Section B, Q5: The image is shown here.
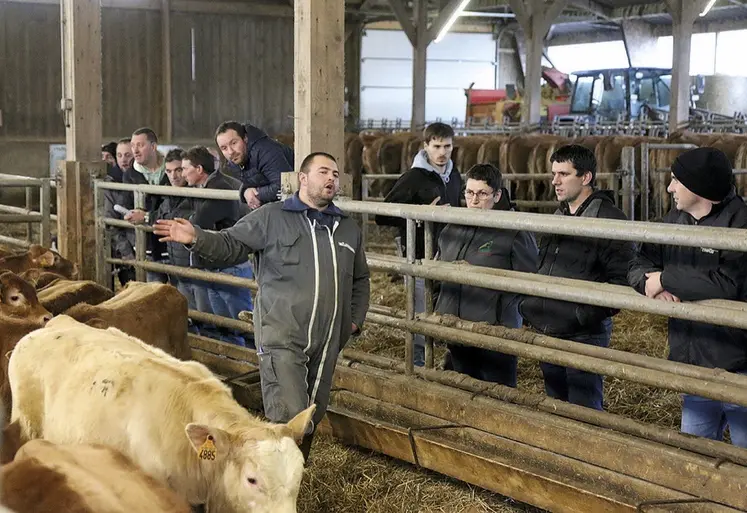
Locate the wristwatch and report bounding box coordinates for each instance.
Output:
[143,212,151,224]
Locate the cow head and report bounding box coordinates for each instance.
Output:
[26,245,79,279]
[0,272,52,324]
[185,405,315,513]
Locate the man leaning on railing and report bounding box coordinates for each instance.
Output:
[629,147,747,448]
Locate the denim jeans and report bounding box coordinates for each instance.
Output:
[540,318,613,410]
[146,256,169,284]
[206,262,255,348]
[174,275,213,336]
[681,382,747,448]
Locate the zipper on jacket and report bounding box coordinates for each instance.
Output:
[304,217,321,360]
[310,220,341,406]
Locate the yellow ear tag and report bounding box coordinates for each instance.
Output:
[198,436,216,461]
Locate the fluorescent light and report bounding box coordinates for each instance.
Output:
[434,0,471,43]
[700,0,717,17]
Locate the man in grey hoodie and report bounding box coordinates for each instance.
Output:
[153,152,370,460]
[375,122,462,366]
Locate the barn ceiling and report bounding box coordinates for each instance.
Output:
[340,0,747,40]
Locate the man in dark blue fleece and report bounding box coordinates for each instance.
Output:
[214,121,294,210]
[153,152,370,461]
[519,144,634,411]
[629,147,747,447]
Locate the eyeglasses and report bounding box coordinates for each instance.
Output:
[464,190,494,200]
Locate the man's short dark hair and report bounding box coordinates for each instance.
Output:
[466,163,502,191]
[165,148,186,164]
[132,127,158,144]
[215,121,247,141]
[102,142,117,156]
[184,146,215,175]
[423,122,454,144]
[117,137,131,145]
[300,152,337,174]
[550,144,596,185]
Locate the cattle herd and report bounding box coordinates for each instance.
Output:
[323,130,747,212]
[0,244,314,513]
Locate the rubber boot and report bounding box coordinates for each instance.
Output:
[299,432,315,465]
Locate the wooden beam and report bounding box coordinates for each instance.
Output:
[292,0,348,196]
[61,0,102,162]
[0,0,293,16]
[335,364,747,511]
[161,0,173,142]
[322,393,741,513]
[427,0,466,44]
[411,0,427,131]
[385,0,416,47]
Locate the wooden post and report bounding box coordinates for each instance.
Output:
[507,0,568,126]
[162,0,173,142]
[292,0,347,197]
[59,0,104,280]
[665,0,698,133]
[411,0,428,131]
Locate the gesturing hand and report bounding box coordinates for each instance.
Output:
[153,218,196,244]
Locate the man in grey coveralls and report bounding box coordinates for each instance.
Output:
[154,152,371,459]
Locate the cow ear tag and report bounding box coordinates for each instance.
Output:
[199,435,217,461]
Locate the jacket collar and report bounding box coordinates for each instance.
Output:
[281,192,346,217]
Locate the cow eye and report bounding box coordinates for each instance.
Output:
[9,295,19,302]
[247,477,257,486]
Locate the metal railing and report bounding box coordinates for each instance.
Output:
[0,174,53,249]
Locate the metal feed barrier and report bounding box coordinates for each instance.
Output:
[0,173,53,249]
[91,181,747,512]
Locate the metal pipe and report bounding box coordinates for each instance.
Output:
[334,200,747,253]
[0,236,31,248]
[107,258,258,290]
[40,178,51,248]
[340,349,747,467]
[25,187,33,242]
[423,220,434,369]
[96,182,747,254]
[133,192,147,282]
[366,312,747,408]
[405,219,416,375]
[0,175,44,186]
[361,177,369,246]
[641,141,650,221]
[188,309,254,334]
[620,146,636,221]
[367,255,747,330]
[371,304,747,389]
[94,184,109,287]
[0,214,43,223]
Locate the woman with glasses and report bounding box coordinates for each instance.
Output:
[435,164,539,386]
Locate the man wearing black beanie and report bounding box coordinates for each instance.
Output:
[629,147,747,448]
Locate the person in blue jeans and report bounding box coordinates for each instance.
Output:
[629,147,747,447]
[179,145,253,347]
[519,145,634,410]
[206,260,255,347]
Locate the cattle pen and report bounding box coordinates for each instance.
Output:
[75,176,747,513]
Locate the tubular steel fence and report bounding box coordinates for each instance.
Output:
[0,173,53,249]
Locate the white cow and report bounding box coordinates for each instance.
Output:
[8,315,315,513]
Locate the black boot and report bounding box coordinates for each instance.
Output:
[299,432,315,464]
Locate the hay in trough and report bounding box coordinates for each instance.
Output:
[299,433,543,513]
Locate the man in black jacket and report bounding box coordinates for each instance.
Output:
[375,122,462,367]
[436,164,538,385]
[215,121,294,210]
[628,147,747,447]
[520,144,634,410]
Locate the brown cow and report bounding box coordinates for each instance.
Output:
[17,269,66,290]
[0,272,51,325]
[1,440,191,513]
[63,281,190,360]
[36,279,113,316]
[0,245,78,279]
